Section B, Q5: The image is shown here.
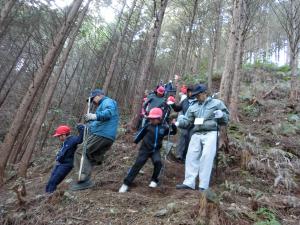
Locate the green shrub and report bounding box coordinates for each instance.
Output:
[254,208,281,225]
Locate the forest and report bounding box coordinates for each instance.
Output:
[0,0,299,224]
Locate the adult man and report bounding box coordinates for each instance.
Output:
[170,85,196,162]
[71,89,119,190]
[175,84,229,193]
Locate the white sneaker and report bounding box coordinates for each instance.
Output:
[149,181,158,188]
[119,184,129,193]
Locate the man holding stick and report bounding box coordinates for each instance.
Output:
[71,89,119,191]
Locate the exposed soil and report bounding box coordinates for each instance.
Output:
[1,74,300,225]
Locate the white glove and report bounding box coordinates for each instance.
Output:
[175,121,180,127]
[213,110,223,119]
[84,113,97,122]
[167,101,175,105]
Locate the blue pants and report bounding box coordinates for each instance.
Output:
[46,163,72,193]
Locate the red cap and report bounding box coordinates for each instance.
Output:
[180,85,187,94]
[53,125,71,137]
[167,96,176,104]
[156,86,165,95]
[148,108,163,119]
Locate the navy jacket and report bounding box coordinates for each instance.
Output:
[56,125,84,166]
[89,96,119,141]
[171,97,197,115]
[134,123,177,152]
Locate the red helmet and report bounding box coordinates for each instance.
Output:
[156,86,165,95]
[53,125,71,137]
[167,96,176,104]
[148,108,163,119]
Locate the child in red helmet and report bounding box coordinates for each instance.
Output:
[119,108,177,193]
[46,124,84,193]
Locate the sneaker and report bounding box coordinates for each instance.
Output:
[119,184,129,193]
[176,184,193,190]
[149,181,158,188]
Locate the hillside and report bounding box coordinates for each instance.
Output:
[1,67,299,225]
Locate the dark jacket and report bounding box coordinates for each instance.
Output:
[171,97,197,115]
[56,125,84,166]
[134,123,177,152]
[143,94,166,113]
[89,96,119,141]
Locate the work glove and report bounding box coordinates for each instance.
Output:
[175,121,180,127]
[213,110,223,119]
[84,113,97,122]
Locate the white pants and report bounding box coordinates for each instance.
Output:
[183,131,217,189]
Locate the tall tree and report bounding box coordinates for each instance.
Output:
[229,0,262,122]
[271,0,300,101]
[17,2,90,177]
[129,0,169,130]
[180,0,199,76]
[0,0,84,186]
[102,0,138,94]
[207,0,223,92]
[0,0,17,39]
[219,0,243,105]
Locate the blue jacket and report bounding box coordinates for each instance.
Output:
[89,96,119,141]
[134,123,177,152]
[56,125,84,166]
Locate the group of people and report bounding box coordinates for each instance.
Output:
[46,82,229,200]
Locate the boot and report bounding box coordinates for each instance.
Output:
[176,184,193,190]
[70,179,94,191]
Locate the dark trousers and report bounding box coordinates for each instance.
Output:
[46,163,72,193]
[176,128,193,161]
[75,135,113,181]
[124,145,162,186]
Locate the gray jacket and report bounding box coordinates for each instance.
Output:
[177,97,229,132]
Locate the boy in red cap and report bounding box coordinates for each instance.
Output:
[119,108,177,193]
[46,124,84,193]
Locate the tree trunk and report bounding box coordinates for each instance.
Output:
[219,0,242,105]
[290,50,299,100]
[289,0,299,101]
[115,2,143,100]
[92,0,126,91]
[17,3,89,177]
[102,0,138,94]
[0,0,84,186]
[207,0,222,92]
[229,30,246,122]
[180,0,198,76]
[129,0,169,130]
[0,0,17,38]
[0,36,30,108]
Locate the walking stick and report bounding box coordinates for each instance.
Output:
[215,125,219,177]
[78,97,91,181]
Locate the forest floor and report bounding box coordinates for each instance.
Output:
[1,71,300,225]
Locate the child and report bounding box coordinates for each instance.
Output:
[46,124,84,193]
[119,107,177,193]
